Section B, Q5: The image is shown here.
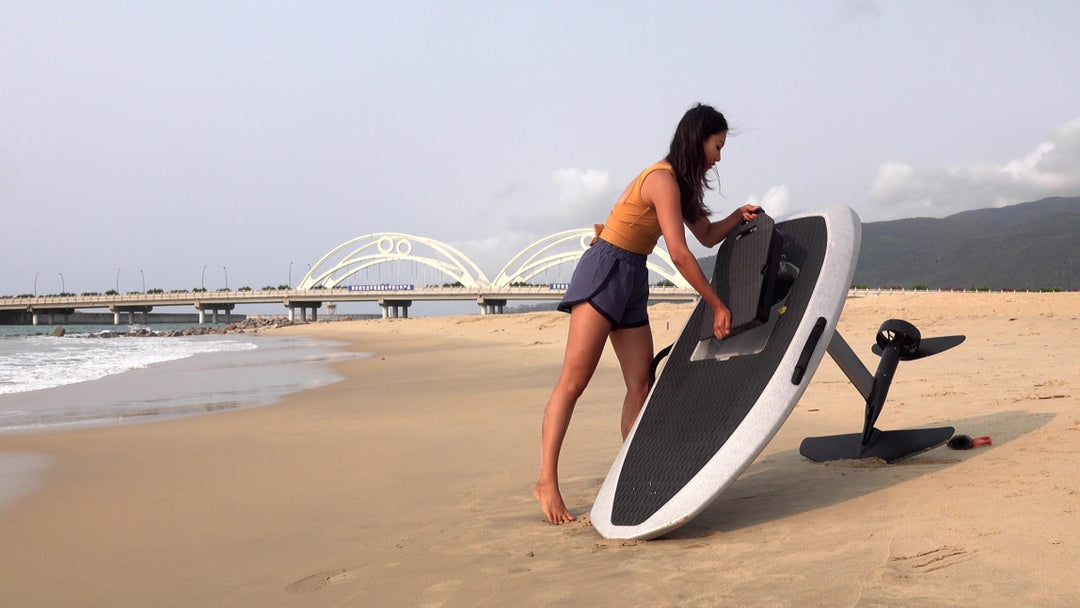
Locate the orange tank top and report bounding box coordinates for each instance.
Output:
[596,160,672,255]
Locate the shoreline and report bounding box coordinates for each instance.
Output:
[0,292,1077,605]
[0,332,360,436]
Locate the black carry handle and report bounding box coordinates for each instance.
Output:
[792,317,827,385]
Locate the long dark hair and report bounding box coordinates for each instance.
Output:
[665,103,728,223]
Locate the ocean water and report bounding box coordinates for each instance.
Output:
[0,323,366,435]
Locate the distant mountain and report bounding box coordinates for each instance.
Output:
[853,197,1079,290]
[699,197,1080,291]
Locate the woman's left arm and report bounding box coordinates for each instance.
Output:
[687,204,762,248]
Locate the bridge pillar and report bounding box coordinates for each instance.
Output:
[110,305,153,325]
[28,308,76,326]
[284,301,321,324]
[378,299,412,319]
[476,298,507,315]
[194,303,235,325]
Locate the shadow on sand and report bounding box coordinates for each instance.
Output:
[661,410,1054,540]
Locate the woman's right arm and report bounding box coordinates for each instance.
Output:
[686,205,762,248]
[644,171,732,339]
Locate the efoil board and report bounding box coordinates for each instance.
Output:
[591,205,861,540]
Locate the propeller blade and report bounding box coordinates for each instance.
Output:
[872,334,966,359]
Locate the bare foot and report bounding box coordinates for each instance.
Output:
[533,480,575,524]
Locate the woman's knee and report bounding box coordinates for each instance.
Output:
[626,381,649,406]
[554,372,591,401]
[622,367,650,397]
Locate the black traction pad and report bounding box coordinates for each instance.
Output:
[611,216,827,527]
[700,214,786,340]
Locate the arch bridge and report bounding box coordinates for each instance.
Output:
[298,230,693,316]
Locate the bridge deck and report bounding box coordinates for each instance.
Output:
[0,287,697,312]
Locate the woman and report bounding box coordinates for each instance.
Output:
[534,103,761,524]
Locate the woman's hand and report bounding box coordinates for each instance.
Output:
[737,204,762,222]
[712,301,732,340]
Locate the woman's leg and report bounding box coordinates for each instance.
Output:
[535,302,611,524]
[608,324,654,439]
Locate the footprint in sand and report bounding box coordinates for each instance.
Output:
[286,567,361,594]
[887,545,971,574]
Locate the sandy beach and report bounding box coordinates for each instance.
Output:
[0,291,1077,606]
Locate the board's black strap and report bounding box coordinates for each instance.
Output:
[648,344,673,389]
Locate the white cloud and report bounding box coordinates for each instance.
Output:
[451,168,617,280]
[744,185,791,218]
[867,116,1080,219]
[551,167,614,221]
[868,161,915,201]
[505,167,616,235]
[477,168,614,281]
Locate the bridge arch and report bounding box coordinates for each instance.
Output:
[493,229,691,288]
[297,233,491,290]
[299,230,691,292]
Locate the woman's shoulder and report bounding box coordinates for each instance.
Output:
[637,160,678,205]
[639,160,675,185]
[644,159,673,174]
[636,159,674,184]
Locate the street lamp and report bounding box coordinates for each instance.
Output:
[140,269,145,292]
[201,265,207,291]
[223,265,229,290]
[116,267,121,294]
[59,272,65,294]
[34,271,39,296]
[289,261,293,287]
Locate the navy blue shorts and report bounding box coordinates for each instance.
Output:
[558,239,650,330]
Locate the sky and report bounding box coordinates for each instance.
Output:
[3,0,1080,300]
